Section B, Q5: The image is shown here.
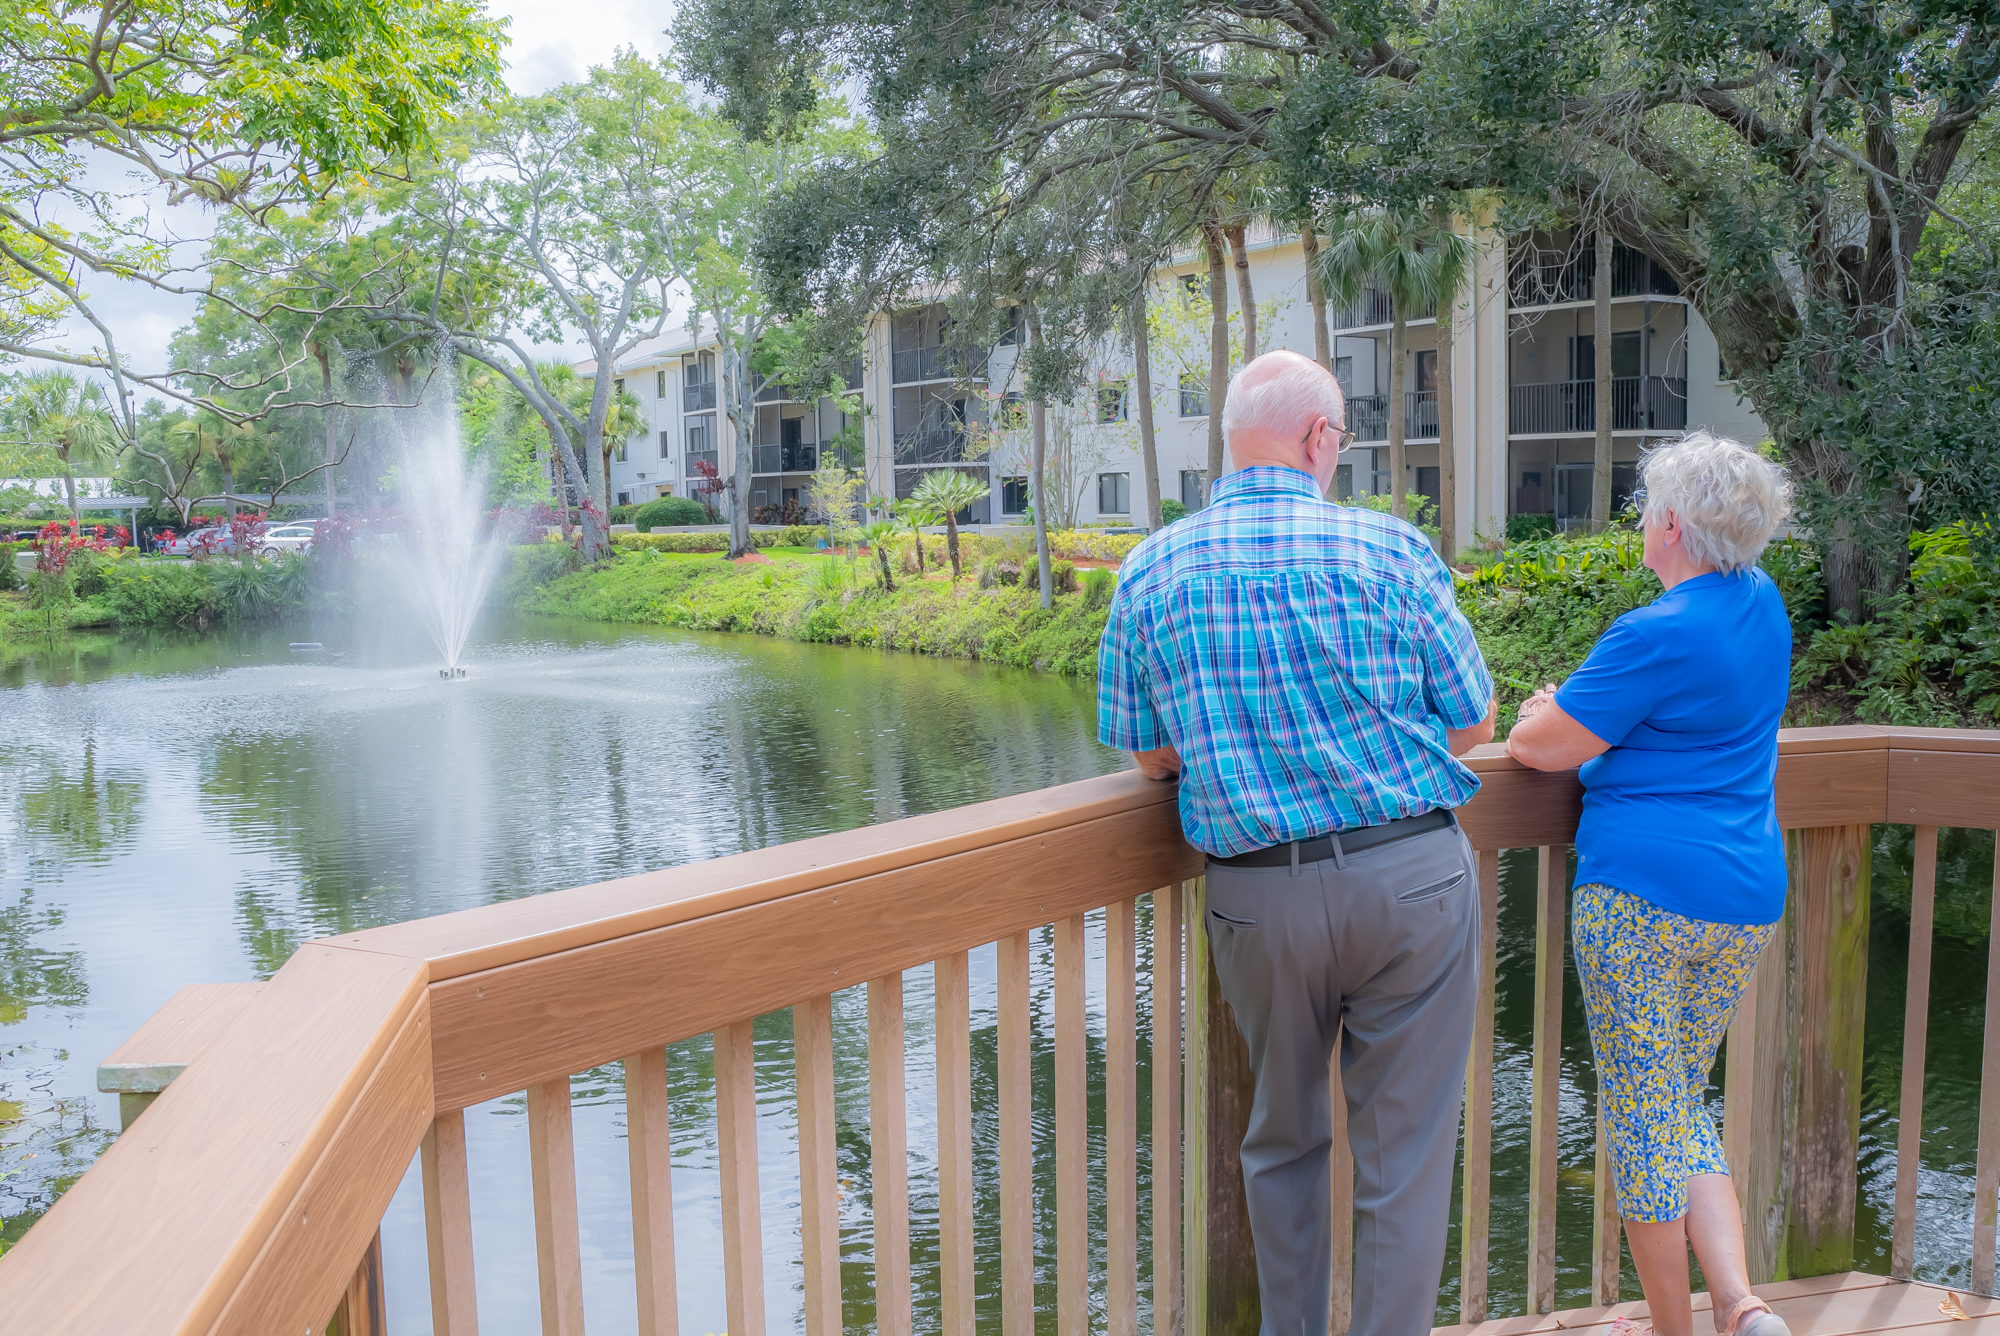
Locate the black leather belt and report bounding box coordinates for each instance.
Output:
[1209,809,1455,868]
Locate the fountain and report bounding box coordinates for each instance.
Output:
[386,360,505,676]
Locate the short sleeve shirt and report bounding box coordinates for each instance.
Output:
[1555,568,1792,925]
[1096,466,1493,857]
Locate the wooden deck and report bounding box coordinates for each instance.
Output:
[1441,1273,1996,1336]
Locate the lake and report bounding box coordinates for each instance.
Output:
[0,617,1987,1330]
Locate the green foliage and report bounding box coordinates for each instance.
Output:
[1159,499,1188,525]
[612,526,821,553]
[1506,514,1557,543]
[1081,567,1116,608]
[634,497,712,531]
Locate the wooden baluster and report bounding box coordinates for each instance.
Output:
[1592,1105,1621,1305]
[1527,845,1567,1315]
[1330,1023,1352,1336]
[1893,825,1939,1280]
[998,929,1035,1336]
[871,974,912,1336]
[1724,907,1788,1285]
[423,1110,481,1336]
[1460,848,1500,1325]
[1056,914,1090,1336]
[714,1019,767,1336]
[528,1078,587,1336]
[1107,900,1139,1336]
[935,955,975,1336]
[328,1229,386,1336]
[1974,836,2000,1298]
[627,1048,678,1336]
[795,996,841,1336]
[1183,880,1209,1336]
[1153,886,1185,1336]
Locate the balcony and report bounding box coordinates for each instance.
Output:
[1330,288,1397,328]
[683,448,718,477]
[683,381,717,412]
[894,428,980,466]
[1509,375,1688,434]
[1346,390,1439,442]
[1508,239,1682,307]
[890,344,990,385]
[752,443,819,474]
[8,728,1999,1335]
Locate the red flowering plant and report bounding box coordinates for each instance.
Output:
[25,520,127,629]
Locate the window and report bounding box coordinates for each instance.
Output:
[998,305,1023,346]
[995,391,1027,432]
[1098,472,1130,515]
[660,430,671,459]
[613,437,628,463]
[1097,382,1128,424]
[688,419,711,453]
[656,369,668,398]
[616,490,631,505]
[1181,272,1208,300]
[1179,372,1209,418]
[1334,355,1354,395]
[1001,476,1030,514]
[614,378,624,394]
[1180,469,1206,510]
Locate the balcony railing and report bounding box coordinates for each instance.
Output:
[683,448,718,477]
[894,428,979,466]
[1509,375,1688,434]
[1329,288,1396,329]
[890,344,990,385]
[752,443,819,474]
[6,727,1999,1333]
[1508,239,1683,307]
[683,381,717,412]
[1345,390,1439,442]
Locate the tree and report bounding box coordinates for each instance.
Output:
[893,496,934,573]
[912,470,989,580]
[1272,0,2000,615]
[1129,289,1163,529]
[0,0,502,440]
[1314,211,1470,535]
[863,518,898,590]
[4,372,119,521]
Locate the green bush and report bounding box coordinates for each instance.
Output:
[616,531,730,553]
[1506,513,1557,542]
[1082,567,1117,607]
[1160,499,1188,525]
[635,496,712,530]
[0,553,19,593]
[609,504,641,524]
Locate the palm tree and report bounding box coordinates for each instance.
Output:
[862,518,898,590]
[8,371,120,521]
[911,469,989,580]
[893,495,935,573]
[1314,211,1472,536]
[169,416,257,520]
[598,384,647,515]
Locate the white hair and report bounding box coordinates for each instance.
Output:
[1220,354,1347,452]
[1639,431,1792,572]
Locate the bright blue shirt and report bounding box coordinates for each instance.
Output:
[1556,568,1792,925]
[1096,466,1494,857]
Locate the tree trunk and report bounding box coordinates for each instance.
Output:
[719,323,755,559]
[1301,223,1331,371]
[60,452,78,523]
[945,514,962,579]
[1131,287,1163,529]
[1436,260,1458,559]
[1593,228,1614,533]
[1389,310,1407,521]
[315,343,338,516]
[1226,223,1256,362]
[1204,221,1230,501]
[551,430,575,544]
[221,459,238,521]
[1028,302,1052,609]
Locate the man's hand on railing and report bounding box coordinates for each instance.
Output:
[1448,697,1499,757]
[1133,744,1182,781]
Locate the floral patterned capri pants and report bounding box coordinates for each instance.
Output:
[1572,880,1777,1223]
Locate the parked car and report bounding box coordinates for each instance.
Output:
[158,525,235,557]
[257,522,317,556]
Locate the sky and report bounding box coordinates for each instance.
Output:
[48,0,677,397]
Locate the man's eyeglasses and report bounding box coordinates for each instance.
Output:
[1302,419,1360,451]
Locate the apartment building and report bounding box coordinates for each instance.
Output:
[588,227,1766,541]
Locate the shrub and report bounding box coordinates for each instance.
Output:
[1160,499,1188,525]
[1506,513,1557,542]
[0,552,20,593]
[635,496,711,531]
[1025,557,1079,594]
[1082,567,1117,607]
[608,504,640,525]
[616,531,730,553]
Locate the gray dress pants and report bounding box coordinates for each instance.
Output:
[1203,818,1480,1336]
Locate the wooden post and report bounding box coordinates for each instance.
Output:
[1187,878,1260,1336]
[326,1230,386,1336]
[1724,910,1791,1286]
[1784,825,1871,1278]
[1527,846,1568,1314]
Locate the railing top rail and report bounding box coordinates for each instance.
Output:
[329,769,1185,981]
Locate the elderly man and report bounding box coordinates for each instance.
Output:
[1098,350,1495,1336]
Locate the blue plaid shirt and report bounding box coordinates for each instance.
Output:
[1097,466,1493,857]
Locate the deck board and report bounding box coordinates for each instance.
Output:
[1451,1274,1996,1336]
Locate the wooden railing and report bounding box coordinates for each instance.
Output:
[2,725,1997,1335]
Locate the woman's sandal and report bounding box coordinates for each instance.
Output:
[1725,1295,1793,1336]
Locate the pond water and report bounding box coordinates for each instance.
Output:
[0,618,1988,1332]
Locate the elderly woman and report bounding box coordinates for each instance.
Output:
[1508,432,1793,1336]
